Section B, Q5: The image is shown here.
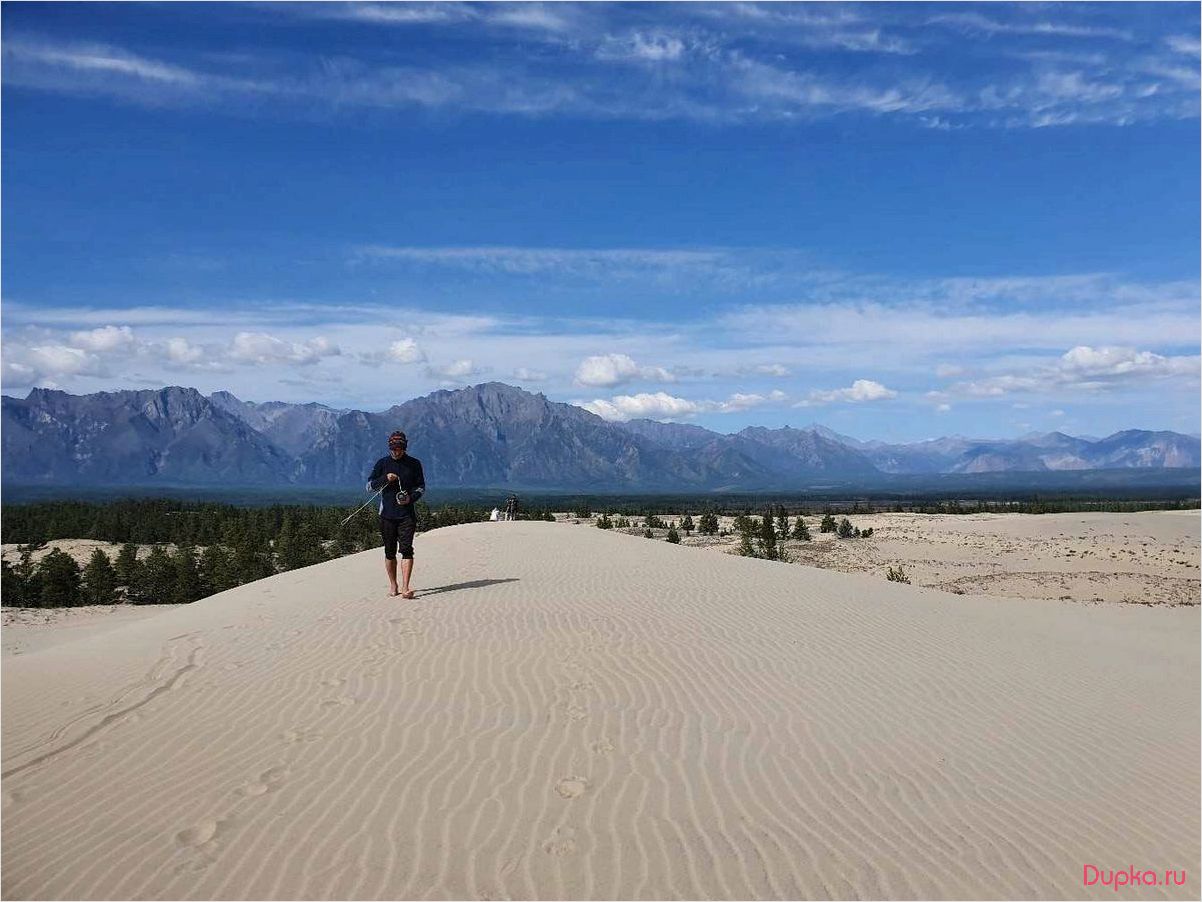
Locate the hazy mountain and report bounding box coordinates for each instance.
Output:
[296,382,781,490]
[209,391,343,457]
[3,383,1198,490]
[2,387,294,485]
[736,426,881,478]
[1088,430,1200,468]
[615,418,717,451]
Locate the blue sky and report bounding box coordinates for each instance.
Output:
[2,1,1199,442]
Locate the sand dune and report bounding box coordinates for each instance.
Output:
[3,521,1198,900]
[566,510,1201,606]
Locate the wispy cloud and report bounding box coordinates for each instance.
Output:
[5,2,1196,130]
[929,12,1134,41]
[355,244,729,275]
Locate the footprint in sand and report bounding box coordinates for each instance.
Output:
[319,697,357,709]
[236,766,290,798]
[590,738,614,755]
[565,705,588,722]
[554,776,588,799]
[319,678,346,688]
[542,826,577,856]
[176,818,220,847]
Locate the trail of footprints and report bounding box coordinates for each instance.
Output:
[540,658,617,860]
[171,615,417,872]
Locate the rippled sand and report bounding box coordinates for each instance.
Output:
[3,521,1198,899]
[571,510,1201,606]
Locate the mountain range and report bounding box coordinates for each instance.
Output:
[2,383,1199,491]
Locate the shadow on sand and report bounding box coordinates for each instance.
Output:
[415,578,520,598]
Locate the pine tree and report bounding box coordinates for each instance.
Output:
[295,520,328,568]
[758,508,779,560]
[596,514,613,529]
[39,549,82,608]
[820,513,837,533]
[643,528,654,538]
[171,544,202,604]
[234,528,273,584]
[776,508,789,537]
[82,548,119,606]
[115,542,141,587]
[666,525,681,544]
[736,533,758,557]
[133,546,175,605]
[334,521,358,555]
[2,560,27,607]
[16,547,43,607]
[837,517,854,538]
[791,517,811,541]
[275,515,301,572]
[680,515,695,535]
[200,545,239,596]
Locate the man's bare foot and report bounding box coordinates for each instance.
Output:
[389,586,400,597]
[401,589,416,599]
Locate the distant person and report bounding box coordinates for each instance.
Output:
[490,507,500,522]
[505,494,518,521]
[366,431,426,598]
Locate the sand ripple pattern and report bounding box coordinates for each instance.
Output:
[3,522,1198,899]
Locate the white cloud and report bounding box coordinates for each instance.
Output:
[162,337,204,365]
[356,244,727,275]
[1165,35,1202,56]
[929,13,1132,41]
[717,389,788,411]
[513,367,548,382]
[798,379,898,406]
[387,337,426,364]
[580,387,787,421]
[7,17,1193,131]
[1059,344,1198,378]
[68,325,136,352]
[2,361,38,388]
[425,358,481,381]
[24,344,103,378]
[229,332,340,366]
[597,31,691,63]
[951,345,1201,397]
[935,363,965,378]
[936,403,952,413]
[580,391,704,422]
[574,353,675,387]
[736,363,790,377]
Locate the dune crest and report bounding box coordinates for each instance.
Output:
[3,521,1198,899]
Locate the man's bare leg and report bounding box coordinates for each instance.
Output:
[400,558,415,598]
[385,558,399,596]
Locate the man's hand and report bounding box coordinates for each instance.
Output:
[386,472,399,483]
[395,491,411,506]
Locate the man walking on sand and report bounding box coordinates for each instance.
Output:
[367,431,426,598]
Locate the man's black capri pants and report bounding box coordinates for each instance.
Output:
[380,516,416,560]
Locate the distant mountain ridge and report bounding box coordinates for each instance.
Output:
[2,382,1199,490]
